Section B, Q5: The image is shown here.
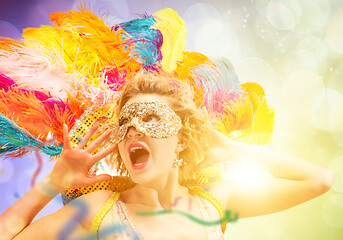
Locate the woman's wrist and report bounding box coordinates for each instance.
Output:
[39,173,66,197]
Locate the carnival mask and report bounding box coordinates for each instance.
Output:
[117,101,182,142]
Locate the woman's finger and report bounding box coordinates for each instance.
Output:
[77,123,99,149]
[92,143,118,163]
[63,124,71,150]
[86,129,112,153]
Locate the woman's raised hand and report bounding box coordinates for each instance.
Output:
[195,129,235,171]
[47,124,118,192]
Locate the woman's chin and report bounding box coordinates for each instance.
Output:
[130,173,155,185]
[128,165,153,184]
[129,167,176,185]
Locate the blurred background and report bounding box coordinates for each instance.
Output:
[1,0,343,239]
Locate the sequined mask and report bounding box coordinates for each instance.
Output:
[116,101,182,142]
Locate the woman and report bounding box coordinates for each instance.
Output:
[0,71,335,240]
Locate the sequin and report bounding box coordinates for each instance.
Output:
[116,101,182,142]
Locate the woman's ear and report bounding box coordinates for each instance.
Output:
[177,137,187,152]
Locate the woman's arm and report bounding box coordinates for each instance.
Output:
[0,174,63,239]
[11,190,114,240]
[0,124,117,239]
[202,130,335,219]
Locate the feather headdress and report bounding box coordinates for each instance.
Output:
[0,7,274,207]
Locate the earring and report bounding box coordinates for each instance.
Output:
[173,151,184,167]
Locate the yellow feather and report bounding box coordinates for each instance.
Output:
[22,8,141,86]
[23,26,77,69]
[175,52,216,107]
[153,8,187,73]
[214,82,275,145]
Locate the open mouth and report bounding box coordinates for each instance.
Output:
[129,145,150,169]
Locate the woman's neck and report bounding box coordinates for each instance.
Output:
[121,168,189,209]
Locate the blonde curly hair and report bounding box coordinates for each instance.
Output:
[103,71,211,184]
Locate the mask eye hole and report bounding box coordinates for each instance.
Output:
[143,114,160,123]
[119,118,128,126]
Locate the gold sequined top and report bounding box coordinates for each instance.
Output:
[91,186,226,240]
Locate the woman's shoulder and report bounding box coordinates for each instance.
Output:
[75,189,117,212]
[200,181,233,209]
[65,190,117,231]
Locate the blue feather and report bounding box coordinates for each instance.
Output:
[0,114,62,156]
[115,17,163,66]
[197,58,243,106]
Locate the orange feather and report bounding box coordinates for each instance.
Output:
[0,88,75,143]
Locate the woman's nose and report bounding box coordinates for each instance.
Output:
[127,126,144,138]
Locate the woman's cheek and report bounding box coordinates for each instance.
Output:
[118,143,127,161]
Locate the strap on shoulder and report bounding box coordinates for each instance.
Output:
[91,192,121,239]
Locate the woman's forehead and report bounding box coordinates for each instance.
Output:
[125,94,169,106]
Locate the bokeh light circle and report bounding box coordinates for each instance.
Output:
[331,128,343,148]
[283,36,329,73]
[0,21,21,40]
[195,19,240,60]
[15,170,33,197]
[294,0,330,33]
[235,57,278,104]
[184,2,222,23]
[264,216,287,240]
[71,0,130,21]
[328,61,343,94]
[282,70,324,106]
[0,160,14,183]
[322,194,343,228]
[328,151,343,193]
[184,3,222,52]
[284,49,319,73]
[306,88,343,131]
[266,0,302,30]
[254,13,292,44]
[272,107,316,155]
[4,181,21,208]
[326,11,343,54]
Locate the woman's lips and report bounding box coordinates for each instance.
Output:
[128,143,150,170]
[131,157,149,170]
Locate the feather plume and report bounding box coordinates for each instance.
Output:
[0,37,75,99]
[153,8,187,73]
[49,8,142,82]
[241,82,275,135]
[0,113,62,157]
[0,87,75,143]
[0,72,16,90]
[214,82,274,144]
[0,37,117,107]
[175,52,216,107]
[197,57,243,114]
[116,16,163,66]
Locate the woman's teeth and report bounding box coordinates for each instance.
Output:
[129,145,149,169]
[130,146,144,153]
